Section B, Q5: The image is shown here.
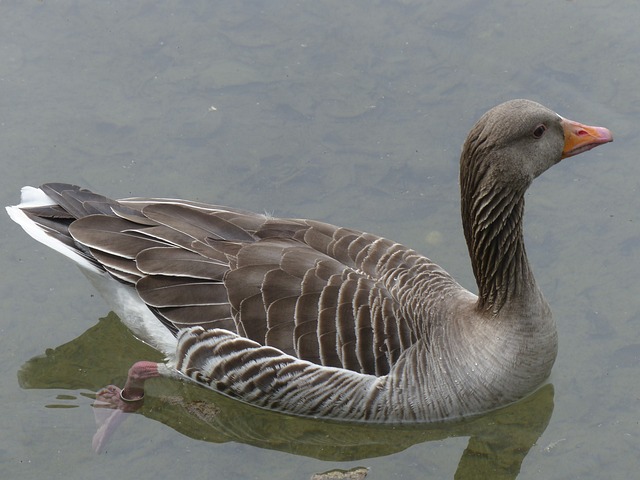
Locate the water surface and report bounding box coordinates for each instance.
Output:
[1,1,638,479]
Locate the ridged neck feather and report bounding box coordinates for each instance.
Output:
[460,136,538,315]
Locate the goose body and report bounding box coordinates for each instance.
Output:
[6,100,612,422]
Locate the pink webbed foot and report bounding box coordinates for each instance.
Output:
[91,361,161,452]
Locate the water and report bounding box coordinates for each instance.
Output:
[1,1,638,478]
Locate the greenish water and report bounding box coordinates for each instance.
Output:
[1,1,638,479]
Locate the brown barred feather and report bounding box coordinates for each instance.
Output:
[8,100,609,421]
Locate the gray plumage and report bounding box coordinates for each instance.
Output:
[6,99,612,422]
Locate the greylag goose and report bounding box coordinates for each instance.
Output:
[6,99,612,423]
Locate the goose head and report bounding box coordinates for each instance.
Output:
[461,99,613,191]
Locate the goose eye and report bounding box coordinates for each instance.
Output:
[533,124,547,139]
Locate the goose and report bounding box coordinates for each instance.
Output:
[6,99,612,423]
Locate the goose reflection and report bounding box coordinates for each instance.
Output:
[19,312,554,479]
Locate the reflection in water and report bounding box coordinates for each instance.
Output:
[19,313,554,479]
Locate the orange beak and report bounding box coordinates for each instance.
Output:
[561,117,613,159]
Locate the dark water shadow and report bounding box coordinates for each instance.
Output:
[19,312,554,479]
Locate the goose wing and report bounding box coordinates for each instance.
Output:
[38,183,418,376]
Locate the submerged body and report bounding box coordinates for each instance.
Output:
[6,100,612,422]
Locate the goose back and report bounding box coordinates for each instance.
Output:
[31,183,464,378]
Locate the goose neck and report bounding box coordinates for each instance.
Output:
[461,179,542,315]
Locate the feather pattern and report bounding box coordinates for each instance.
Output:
[5,100,613,422]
